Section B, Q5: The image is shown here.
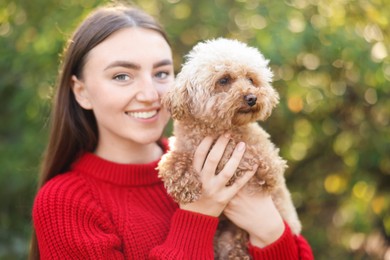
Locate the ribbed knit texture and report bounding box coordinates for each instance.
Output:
[248,222,314,259]
[32,141,313,259]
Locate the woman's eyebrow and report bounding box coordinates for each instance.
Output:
[104,61,141,71]
[153,59,173,68]
[104,59,172,71]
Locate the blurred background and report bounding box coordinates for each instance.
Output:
[0,0,389,259]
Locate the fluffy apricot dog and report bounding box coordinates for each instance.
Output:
[158,38,301,259]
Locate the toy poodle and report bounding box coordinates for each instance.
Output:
[158,38,301,259]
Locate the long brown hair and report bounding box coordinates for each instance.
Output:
[29,4,170,259]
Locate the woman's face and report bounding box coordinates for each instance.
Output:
[72,27,174,154]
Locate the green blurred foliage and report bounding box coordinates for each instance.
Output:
[1,0,389,259]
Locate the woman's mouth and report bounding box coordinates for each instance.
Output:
[126,110,158,119]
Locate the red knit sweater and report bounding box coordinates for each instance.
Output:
[33,145,314,259]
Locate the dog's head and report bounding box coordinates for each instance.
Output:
[163,38,279,128]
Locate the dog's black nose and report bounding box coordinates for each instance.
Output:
[244,94,257,107]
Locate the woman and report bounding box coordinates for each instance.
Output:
[30,3,313,259]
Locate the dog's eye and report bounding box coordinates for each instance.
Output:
[248,77,254,84]
[218,77,230,86]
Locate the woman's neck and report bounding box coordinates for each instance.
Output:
[94,140,163,164]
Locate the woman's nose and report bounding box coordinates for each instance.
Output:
[137,76,159,102]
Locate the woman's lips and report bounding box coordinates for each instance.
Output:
[125,110,158,119]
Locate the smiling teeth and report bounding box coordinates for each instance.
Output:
[127,110,158,119]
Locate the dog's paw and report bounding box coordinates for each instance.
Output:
[158,151,203,203]
[227,245,251,260]
[173,171,202,204]
[247,161,279,193]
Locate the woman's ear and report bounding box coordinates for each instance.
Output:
[71,75,93,110]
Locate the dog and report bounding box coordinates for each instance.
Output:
[158,38,301,259]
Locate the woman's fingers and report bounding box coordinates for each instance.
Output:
[193,135,255,196]
[228,165,258,193]
[224,166,257,201]
[201,134,232,179]
[216,142,246,184]
[193,136,214,173]
[186,137,257,217]
[193,134,231,175]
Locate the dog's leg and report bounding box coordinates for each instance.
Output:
[158,151,202,204]
[245,158,279,194]
[214,217,251,260]
[247,150,302,234]
[272,182,302,235]
[214,217,236,260]
[228,228,251,260]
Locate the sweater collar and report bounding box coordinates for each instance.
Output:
[71,139,168,186]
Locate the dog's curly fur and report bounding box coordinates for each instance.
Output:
[158,38,301,259]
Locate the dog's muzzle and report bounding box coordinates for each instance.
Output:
[244,94,257,107]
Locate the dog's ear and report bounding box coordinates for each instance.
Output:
[163,78,191,121]
[259,84,280,120]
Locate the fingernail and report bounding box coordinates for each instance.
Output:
[237,142,246,152]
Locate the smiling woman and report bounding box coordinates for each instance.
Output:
[29,4,179,259]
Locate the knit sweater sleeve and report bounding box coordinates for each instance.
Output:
[248,222,314,260]
[149,209,219,259]
[32,175,124,260]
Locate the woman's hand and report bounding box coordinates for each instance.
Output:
[224,190,285,248]
[180,134,256,217]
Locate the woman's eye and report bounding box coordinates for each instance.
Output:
[155,71,169,79]
[113,74,130,81]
